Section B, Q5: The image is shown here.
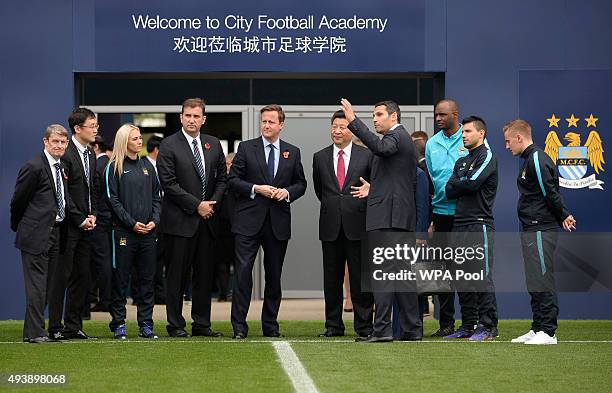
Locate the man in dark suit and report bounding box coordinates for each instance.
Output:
[340,99,422,342]
[229,104,307,339]
[11,125,71,343]
[48,108,98,340]
[89,135,112,312]
[157,98,227,338]
[312,110,374,337]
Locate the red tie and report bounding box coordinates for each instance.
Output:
[337,150,346,190]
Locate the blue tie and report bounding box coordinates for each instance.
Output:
[267,144,275,181]
[192,139,207,199]
[53,163,65,220]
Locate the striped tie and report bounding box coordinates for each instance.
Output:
[53,163,65,220]
[192,139,207,199]
[83,149,91,212]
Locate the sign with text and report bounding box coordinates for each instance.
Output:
[91,0,425,72]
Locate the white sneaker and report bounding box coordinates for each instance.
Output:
[511,330,536,343]
[524,331,557,345]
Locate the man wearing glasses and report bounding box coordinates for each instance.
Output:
[48,108,98,340]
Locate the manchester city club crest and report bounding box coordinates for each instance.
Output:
[544,113,605,190]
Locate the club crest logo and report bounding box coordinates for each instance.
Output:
[544,113,605,190]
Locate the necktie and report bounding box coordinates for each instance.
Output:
[53,163,65,220]
[83,149,91,212]
[267,144,276,181]
[192,139,207,199]
[337,150,346,190]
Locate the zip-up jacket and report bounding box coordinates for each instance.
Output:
[445,143,498,228]
[517,144,570,231]
[105,156,161,231]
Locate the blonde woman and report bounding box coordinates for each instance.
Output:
[105,124,161,339]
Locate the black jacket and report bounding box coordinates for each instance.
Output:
[10,152,71,254]
[312,143,372,241]
[63,139,98,227]
[105,156,161,231]
[157,130,227,237]
[517,144,570,231]
[347,119,417,231]
[446,143,498,228]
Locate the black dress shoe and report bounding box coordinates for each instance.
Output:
[263,332,281,338]
[167,328,190,338]
[398,336,422,341]
[318,330,344,337]
[192,328,223,337]
[70,330,91,339]
[430,326,455,337]
[356,335,394,343]
[49,331,70,340]
[233,332,247,340]
[29,336,61,344]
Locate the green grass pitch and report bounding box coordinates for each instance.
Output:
[1,320,611,393]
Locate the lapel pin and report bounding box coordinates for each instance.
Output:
[204,142,211,150]
[282,151,289,159]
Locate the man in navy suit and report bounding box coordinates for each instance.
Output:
[229,104,307,339]
[11,125,71,343]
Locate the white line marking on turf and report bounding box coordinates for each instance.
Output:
[1,339,612,344]
[272,341,320,393]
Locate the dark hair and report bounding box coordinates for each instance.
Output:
[374,100,401,123]
[68,107,96,134]
[146,135,163,153]
[435,99,459,113]
[462,115,487,137]
[260,104,285,123]
[411,130,428,141]
[182,98,206,114]
[93,135,109,152]
[331,110,346,124]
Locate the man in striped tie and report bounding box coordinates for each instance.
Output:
[157,98,228,338]
[10,125,71,343]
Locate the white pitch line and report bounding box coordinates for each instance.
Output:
[1,339,612,344]
[272,341,320,393]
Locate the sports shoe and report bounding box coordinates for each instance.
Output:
[430,326,455,337]
[443,326,474,339]
[114,324,127,340]
[524,331,557,345]
[511,330,536,343]
[139,324,159,339]
[468,325,495,341]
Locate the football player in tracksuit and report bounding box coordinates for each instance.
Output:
[444,116,499,341]
[105,124,161,339]
[503,119,576,345]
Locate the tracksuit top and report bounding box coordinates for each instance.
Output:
[517,144,570,231]
[445,143,498,228]
[105,156,161,231]
[425,125,468,215]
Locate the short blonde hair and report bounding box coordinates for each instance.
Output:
[503,119,532,138]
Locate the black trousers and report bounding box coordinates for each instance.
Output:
[109,230,156,329]
[89,216,112,309]
[48,226,91,334]
[231,214,288,336]
[21,226,59,340]
[452,224,498,330]
[215,233,234,299]
[431,213,456,329]
[370,229,422,339]
[164,220,215,331]
[521,230,559,336]
[321,227,373,336]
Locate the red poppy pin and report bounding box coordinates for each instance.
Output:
[282,151,289,159]
[62,168,68,180]
[204,142,211,150]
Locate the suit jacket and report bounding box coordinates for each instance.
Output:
[63,139,98,228]
[228,137,307,241]
[10,152,70,254]
[157,130,227,238]
[312,144,372,241]
[348,119,417,231]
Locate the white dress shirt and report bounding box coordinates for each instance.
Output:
[182,129,206,176]
[43,150,65,222]
[333,141,352,176]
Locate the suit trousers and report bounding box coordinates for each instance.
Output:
[21,226,59,340]
[370,229,422,339]
[321,227,373,336]
[89,216,112,309]
[431,213,456,329]
[521,230,559,336]
[109,230,156,329]
[48,226,91,334]
[231,213,288,336]
[165,220,215,331]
